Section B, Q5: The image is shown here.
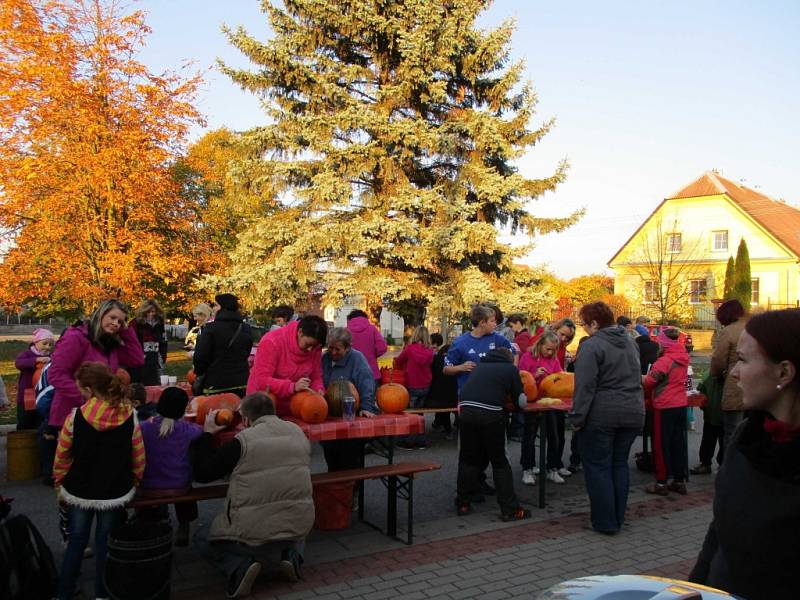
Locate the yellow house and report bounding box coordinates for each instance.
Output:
[608,171,800,325]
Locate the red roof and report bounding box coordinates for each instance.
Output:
[669,172,800,258]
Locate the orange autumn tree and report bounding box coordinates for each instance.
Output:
[0,0,207,314]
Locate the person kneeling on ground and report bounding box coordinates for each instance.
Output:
[193,392,313,599]
[455,347,531,521]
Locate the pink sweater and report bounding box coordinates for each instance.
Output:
[518,353,562,384]
[246,320,324,417]
[393,343,435,389]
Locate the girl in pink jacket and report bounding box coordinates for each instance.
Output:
[394,326,435,448]
[246,316,328,417]
[643,328,689,496]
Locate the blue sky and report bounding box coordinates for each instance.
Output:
[135,0,800,278]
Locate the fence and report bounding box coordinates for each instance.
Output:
[552,303,718,330]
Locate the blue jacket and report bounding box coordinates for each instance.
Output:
[321,348,377,413]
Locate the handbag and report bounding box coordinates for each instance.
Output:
[192,323,243,396]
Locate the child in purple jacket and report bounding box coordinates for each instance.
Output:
[138,387,203,546]
[14,328,55,430]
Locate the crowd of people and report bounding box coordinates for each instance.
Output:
[6,293,800,599]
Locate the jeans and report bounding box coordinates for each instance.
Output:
[577,425,639,533]
[456,410,519,513]
[58,505,124,599]
[401,387,429,445]
[520,412,559,471]
[194,522,305,581]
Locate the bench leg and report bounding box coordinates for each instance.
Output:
[387,474,397,537]
[406,476,414,545]
[538,414,547,509]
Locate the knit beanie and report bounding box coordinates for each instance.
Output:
[157,386,190,419]
[32,328,55,343]
[215,293,239,312]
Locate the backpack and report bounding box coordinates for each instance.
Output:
[34,362,55,420]
[0,511,59,600]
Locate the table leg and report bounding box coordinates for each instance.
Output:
[387,474,398,537]
[407,476,414,545]
[538,414,547,509]
[388,436,395,465]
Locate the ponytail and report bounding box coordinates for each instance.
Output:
[75,362,128,407]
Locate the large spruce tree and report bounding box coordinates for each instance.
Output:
[210,0,579,318]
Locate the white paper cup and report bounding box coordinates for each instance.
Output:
[168,376,177,385]
[160,375,169,386]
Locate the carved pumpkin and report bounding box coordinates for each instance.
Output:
[519,370,538,402]
[290,390,323,419]
[32,362,45,388]
[214,408,234,427]
[195,393,241,424]
[324,380,361,417]
[376,383,409,414]
[538,373,575,399]
[298,392,328,423]
[116,368,131,386]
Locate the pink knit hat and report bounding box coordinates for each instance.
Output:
[32,328,55,344]
[656,328,679,350]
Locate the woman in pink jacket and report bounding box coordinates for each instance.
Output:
[346,310,387,388]
[643,328,690,496]
[246,315,328,417]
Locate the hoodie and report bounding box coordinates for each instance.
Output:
[393,342,435,389]
[54,397,145,508]
[459,349,525,413]
[570,325,644,430]
[246,320,324,417]
[346,316,387,379]
[644,340,689,410]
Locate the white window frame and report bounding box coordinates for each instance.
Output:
[751,278,760,305]
[667,233,682,253]
[712,230,728,252]
[689,279,707,304]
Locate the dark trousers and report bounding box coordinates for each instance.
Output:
[569,430,581,467]
[322,439,365,472]
[16,403,39,430]
[520,412,559,470]
[456,410,519,513]
[698,421,724,466]
[553,411,566,469]
[653,406,688,483]
[40,424,59,484]
[433,411,454,432]
[578,425,639,533]
[135,501,198,524]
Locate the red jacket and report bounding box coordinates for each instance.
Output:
[246,321,324,417]
[644,343,689,410]
[514,329,533,353]
[393,342,435,389]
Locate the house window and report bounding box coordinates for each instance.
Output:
[751,278,759,305]
[689,279,707,304]
[644,280,658,303]
[712,230,728,251]
[667,233,682,253]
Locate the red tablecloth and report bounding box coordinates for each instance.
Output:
[522,398,572,413]
[145,384,192,403]
[214,412,424,446]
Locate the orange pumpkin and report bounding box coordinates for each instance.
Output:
[538,373,575,399]
[32,362,45,388]
[298,393,328,423]
[195,393,241,424]
[116,368,131,386]
[519,370,538,401]
[376,383,409,414]
[187,368,196,385]
[215,408,234,427]
[290,390,323,419]
[324,380,360,417]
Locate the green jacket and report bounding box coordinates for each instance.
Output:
[697,374,723,426]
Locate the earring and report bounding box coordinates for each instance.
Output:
[777,384,782,390]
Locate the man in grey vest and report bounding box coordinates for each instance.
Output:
[193,392,313,598]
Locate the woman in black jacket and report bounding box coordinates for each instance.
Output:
[193,294,253,397]
[689,309,800,600]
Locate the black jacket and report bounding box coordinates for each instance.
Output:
[192,309,253,394]
[689,412,800,599]
[458,349,523,413]
[635,335,660,375]
[427,345,458,408]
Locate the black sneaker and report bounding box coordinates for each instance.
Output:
[279,549,302,582]
[227,559,261,599]
[567,464,582,474]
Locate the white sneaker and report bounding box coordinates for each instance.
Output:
[522,470,536,486]
[557,467,572,477]
[547,469,565,484]
[532,467,540,475]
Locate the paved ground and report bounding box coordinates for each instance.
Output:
[1,407,718,599]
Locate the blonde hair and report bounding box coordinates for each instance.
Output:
[410,326,431,346]
[135,299,165,323]
[192,303,212,319]
[532,332,560,358]
[159,418,175,438]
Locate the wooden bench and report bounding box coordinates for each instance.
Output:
[127,461,440,545]
[403,407,457,414]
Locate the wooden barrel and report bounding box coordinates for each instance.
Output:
[7,430,41,481]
